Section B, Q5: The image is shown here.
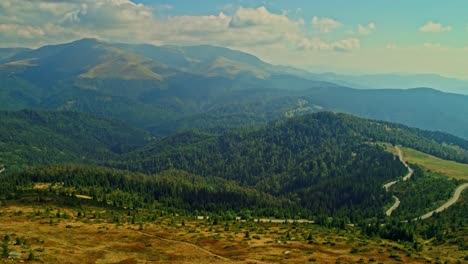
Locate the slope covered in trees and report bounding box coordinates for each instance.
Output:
[1,110,467,220]
[0,110,150,170]
[0,164,297,216]
[2,39,468,139]
[110,113,406,218]
[108,112,468,218]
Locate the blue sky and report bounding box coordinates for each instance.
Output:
[136,0,468,48]
[1,0,468,78]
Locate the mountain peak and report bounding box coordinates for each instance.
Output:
[71,38,102,45]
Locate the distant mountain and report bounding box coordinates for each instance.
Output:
[299,87,468,139]
[1,38,468,140]
[0,38,322,133]
[116,43,272,78]
[0,48,31,61]
[314,72,468,95]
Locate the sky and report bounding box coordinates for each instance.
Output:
[1,0,468,79]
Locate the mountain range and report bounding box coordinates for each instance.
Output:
[1,38,468,140]
[300,72,468,95]
[1,39,468,230]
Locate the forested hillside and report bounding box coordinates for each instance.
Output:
[0,164,296,215]
[110,113,410,218]
[0,110,150,170]
[2,3,468,263]
[118,112,468,175]
[105,112,468,218]
[2,39,468,139]
[2,109,467,219]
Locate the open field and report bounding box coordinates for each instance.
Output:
[0,144,467,263]
[383,144,468,181]
[0,202,454,264]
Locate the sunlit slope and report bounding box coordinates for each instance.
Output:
[397,147,468,180]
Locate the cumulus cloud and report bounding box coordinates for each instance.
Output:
[311,16,341,33]
[358,23,376,35]
[0,0,153,46]
[0,0,360,54]
[0,24,45,39]
[420,21,452,33]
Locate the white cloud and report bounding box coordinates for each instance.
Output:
[312,16,341,33]
[0,24,45,39]
[298,38,360,52]
[0,1,360,54]
[0,0,467,79]
[358,23,376,35]
[0,0,155,46]
[420,21,452,33]
[229,7,300,29]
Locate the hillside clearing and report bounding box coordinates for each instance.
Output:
[383,144,468,181]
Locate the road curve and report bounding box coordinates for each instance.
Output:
[383,180,398,191]
[386,147,468,220]
[384,146,413,216]
[416,182,468,220]
[395,146,414,181]
[385,195,401,216]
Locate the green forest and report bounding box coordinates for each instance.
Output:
[1,110,467,221]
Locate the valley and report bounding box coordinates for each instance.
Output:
[2,39,468,139]
[384,146,468,220]
[0,39,467,264]
[1,110,467,263]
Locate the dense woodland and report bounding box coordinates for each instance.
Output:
[0,107,467,261]
[0,164,303,216]
[391,166,461,219]
[0,110,150,170]
[1,38,468,264]
[2,110,468,220]
[110,112,417,218]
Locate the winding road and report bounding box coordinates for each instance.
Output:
[384,146,413,216]
[384,146,468,220]
[385,195,401,217]
[416,182,468,220]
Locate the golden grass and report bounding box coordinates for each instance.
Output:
[80,48,163,81]
[2,59,37,66]
[0,203,445,264]
[75,194,93,200]
[0,206,228,264]
[33,183,51,190]
[207,57,270,79]
[81,59,163,81]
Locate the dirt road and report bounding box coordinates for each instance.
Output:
[384,146,413,216]
[385,146,467,220]
[417,182,468,220]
